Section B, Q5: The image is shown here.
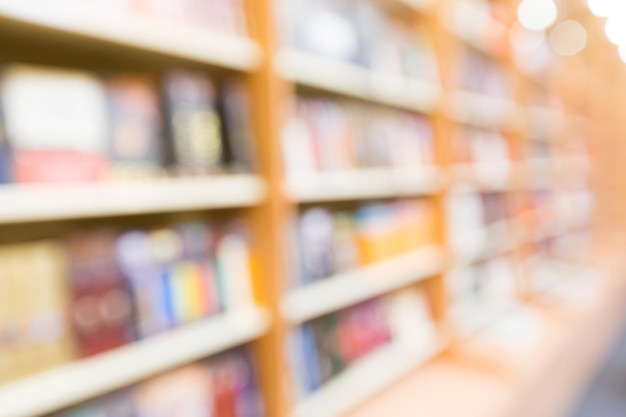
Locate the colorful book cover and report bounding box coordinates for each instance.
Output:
[177,222,221,318]
[67,230,134,357]
[299,323,322,393]
[106,75,165,180]
[211,353,239,417]
[231,349,265,417]
[311,313,344,383]
[163,70,224,175]
[148,227,183,329]
[115,229,165,338]
[2,64,109,183]
[215,224,255,311]
[297,208,335,283]
[218,80,256,173]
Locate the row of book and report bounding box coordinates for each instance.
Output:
[276,0,439,81]
[289,287,438,398]
[282,97,434,176]
[455,48,512,98]
[294,199,434,286]
[0,220,255,384]
[0,0,249,36]
[52,348,264,417]
[0,64,255,184]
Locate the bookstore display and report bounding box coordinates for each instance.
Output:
[0,1,609,417]
[0,220,256,384]
[0,64,255,184]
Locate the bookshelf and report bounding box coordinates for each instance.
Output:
[0,0,608,417]
[0,308,270,417]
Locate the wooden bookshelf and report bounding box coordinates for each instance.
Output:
[0,0,612,417]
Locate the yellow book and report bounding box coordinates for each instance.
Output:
[27,241,75,374]
[0,246,14,384]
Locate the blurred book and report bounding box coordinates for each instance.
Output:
[106,75,166,180]
[294,199,434,287]
[163,70,224,175]
[2,65,109,183]
[289,288,436,398]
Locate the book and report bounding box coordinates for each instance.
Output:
[1,64,109,183]
[297,208,336,284]
[218,80,256,173]
[215,224,255,311]
[106,75,165,180]
[66,230,135,357]
[115,229,166,338]
[163,70,224,175]
[24,241,75,376]
[133,364,213,417]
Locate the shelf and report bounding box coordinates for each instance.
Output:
[291,335,447,417]
[282,246,444,324]
[0,175,266,224]
[0,307,271,417]
[276,49,441,113]
[0,4,261,71]
[285,167,444,203]
[446,90,522,130]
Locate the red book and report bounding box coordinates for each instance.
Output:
[66,229,134,357]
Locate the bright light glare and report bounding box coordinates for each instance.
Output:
[605,15,626,44]
[587,0,615,17]
[518,0,558,31]
[618,45,626,63]
[549,20,587,56]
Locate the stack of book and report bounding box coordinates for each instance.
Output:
[52,348,264,417]
[275,0,438,81]
[293,199,434,287]
[0,64,255,184]
[289,287,438,399]
[0,220,256,383]
[282,96,434,177]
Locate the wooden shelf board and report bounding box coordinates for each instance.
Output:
[282,246,444,324]
[277,49,441,113]
[291,335,447,417]
[0,175,266,223]
[285,167,443,203]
